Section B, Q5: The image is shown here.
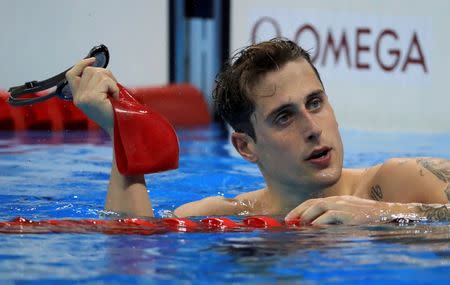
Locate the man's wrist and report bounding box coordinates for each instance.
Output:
[385,202,450,222]
[415,203,450,221]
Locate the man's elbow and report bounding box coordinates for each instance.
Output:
[174,202,197,218]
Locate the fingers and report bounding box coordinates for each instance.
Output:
[299,201,329,224]
[285,200,332,224]
[66,57,96,91]
[72,67,119,104]
[65,59,119,136]
[72,75,118,107]
[284,198,318,221]
[68,57,96,78]
[285,197,336,223]
[311,210,352,225]
[66,58,119,99]
[284,196,379,225]
[80,68,119,98]
[285,200,347,225]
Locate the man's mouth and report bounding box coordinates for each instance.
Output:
[306,147,331,161]
[305,147,332,168]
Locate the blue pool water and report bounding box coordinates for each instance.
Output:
[0,125,449,284]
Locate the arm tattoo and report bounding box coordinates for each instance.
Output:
[445,185,450,201]
[369,185,383,201]
[416,204,450,221]
[416,158,450,183]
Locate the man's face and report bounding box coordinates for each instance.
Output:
[249,59,344,190]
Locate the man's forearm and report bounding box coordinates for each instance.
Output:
[391,203,450,222]
[105,155,153,217]
[415,204,450,221]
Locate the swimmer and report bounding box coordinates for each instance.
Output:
[66,38,450,224]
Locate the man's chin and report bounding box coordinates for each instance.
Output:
[314,168,342,187]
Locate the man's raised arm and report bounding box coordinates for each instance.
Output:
[66,58,153,217]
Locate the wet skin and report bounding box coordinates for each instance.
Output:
[177,59,351,216]
[66,57,450,224]
[246,59,344,199]
[174,59,450,222]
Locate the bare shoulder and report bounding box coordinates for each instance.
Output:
[415,157,450,183]
[378,157,449,183]
[173,189,264,218]
[366,157,450,203]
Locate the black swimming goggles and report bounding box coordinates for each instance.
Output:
[8,44,109,106]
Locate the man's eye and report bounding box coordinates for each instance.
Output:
[274,112,292,125]
[306,97,322,110]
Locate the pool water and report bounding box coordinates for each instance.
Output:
[0,125,449,284]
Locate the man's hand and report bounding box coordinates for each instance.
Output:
[284,196,409,225]
[66,58,119,136]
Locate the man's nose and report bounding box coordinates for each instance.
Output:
[301,112,322,142]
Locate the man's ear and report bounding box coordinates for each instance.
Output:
[231,132,257,163]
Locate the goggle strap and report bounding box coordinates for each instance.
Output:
[7,92,57,106]
[7,45,109,106]
[8,68,70,97]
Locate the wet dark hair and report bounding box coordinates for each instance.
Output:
[213,38,322,141]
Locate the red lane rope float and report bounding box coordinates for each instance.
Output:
[0,216,303,235]
[0,91,14,130]
[0,90,99,131]
[129,84,210,128]
[0,84,209,131]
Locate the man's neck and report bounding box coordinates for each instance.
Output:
[260,168,359,215]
